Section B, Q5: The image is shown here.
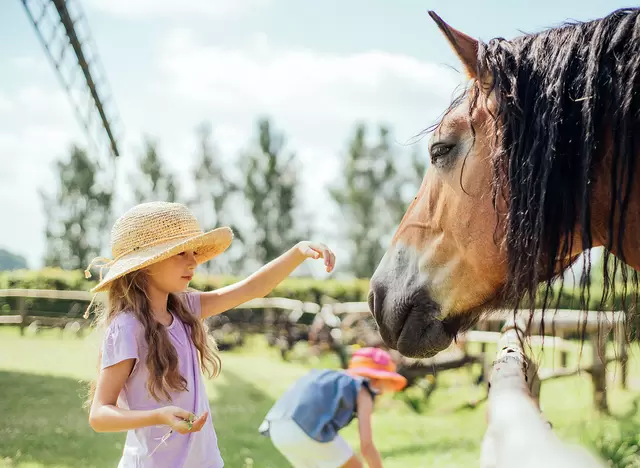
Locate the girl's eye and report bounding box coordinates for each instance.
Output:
[178,251,198,257]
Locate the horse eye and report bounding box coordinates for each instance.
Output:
[430,143,454,161]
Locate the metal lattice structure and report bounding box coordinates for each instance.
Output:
[20,0,122,161]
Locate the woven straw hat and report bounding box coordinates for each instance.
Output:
[85,201,233,293]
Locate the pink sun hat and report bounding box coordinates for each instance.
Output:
[347,347,407,392]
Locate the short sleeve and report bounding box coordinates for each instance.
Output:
[181,291,202,318]
[101,317,139,370]
[360,378,378,400]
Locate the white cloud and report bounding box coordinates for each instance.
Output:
[157,30,461,149]
[0,124,77,268]
[10,56,49,75]
[0,29,463,271]
[0,94,12,113]
[86,0,268,19]
[155,30,462,235]
[0,85,83,268]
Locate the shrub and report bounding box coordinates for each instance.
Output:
[0,268,371,318]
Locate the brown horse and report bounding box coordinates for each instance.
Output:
[369,8,640,358]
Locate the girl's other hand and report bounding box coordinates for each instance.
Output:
[296,242,336,272]
[156,406,209,434]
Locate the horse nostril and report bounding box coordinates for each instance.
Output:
[367,284,384,319]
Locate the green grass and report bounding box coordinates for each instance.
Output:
[0,327,639,467]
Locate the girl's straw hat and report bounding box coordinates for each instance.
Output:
[347,347,407,392]
[85,201,233,293]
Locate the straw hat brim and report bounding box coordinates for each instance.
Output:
[348,367,408,392]
[90,226,233,293]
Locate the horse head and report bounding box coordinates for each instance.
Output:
[369,14,506,358]
[369,8,640,358]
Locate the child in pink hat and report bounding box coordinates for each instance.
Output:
[259,347,407,467]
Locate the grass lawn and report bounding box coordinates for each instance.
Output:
[0,326,639,467]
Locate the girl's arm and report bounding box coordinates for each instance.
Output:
[198,241,335,320]
[356,387,383,468]
[89,359,207,433]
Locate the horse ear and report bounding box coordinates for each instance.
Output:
[428,11,483,80]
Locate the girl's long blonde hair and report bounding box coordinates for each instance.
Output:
[87,270,221,406]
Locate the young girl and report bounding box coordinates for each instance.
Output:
[259,347,407,468]
[85,201,335,468]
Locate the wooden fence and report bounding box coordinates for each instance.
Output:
[480,319,606,467]
[0,289,630,411]
[319,301,628,413]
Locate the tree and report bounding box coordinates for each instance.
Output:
[0,249,28,271]
[130,137,180,204]
[190,122,244,274]
[242,118,305,267]
[41,145,112,270]
[330,123,424,278]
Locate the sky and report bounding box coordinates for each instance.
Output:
[0,0,632,273]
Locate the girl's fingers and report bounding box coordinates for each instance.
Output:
[174,408,192,420]
[190,412,209,432]
[313,244,328,257]
[306,248,320,259]
[171,417,191,434]
[322,248,335,271]
[327,251,336,271]
[302,243,335,268]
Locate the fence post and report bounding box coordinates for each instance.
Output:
[18,297,26,336]
[558,330,569,369]
[590,327,608,413]
[615,321,628,390]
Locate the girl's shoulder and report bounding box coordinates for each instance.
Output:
[309,369,365,388]
[104,311,144,338]
[101,312,144,371]
[176,290,201,317]
[331,370,375,395]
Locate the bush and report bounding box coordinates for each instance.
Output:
[0,268,371,318]
[0,268,93,291]
[1,268,637,326]
[584,417,640,467]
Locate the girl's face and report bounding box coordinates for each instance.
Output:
[145,250,198,294]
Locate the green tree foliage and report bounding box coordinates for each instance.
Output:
[41,145,112,270]
[330,123,424,278]
[131,137,180,204]
[0,249,28,271]
[242,118,305,266]
[191,122,244,274]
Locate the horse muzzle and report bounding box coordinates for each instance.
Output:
[368,280,454,358]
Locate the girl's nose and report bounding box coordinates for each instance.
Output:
[186,251,198,267]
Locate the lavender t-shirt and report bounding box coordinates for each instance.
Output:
[101,292,224,468]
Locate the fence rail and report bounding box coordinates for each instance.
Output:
[480,319,605,468]
[0,288,630,411]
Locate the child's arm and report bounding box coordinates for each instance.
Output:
[198,241,335,319]
[356,387,384,468]
[89,359,208,433]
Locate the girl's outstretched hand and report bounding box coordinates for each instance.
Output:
[156,406,209,434]
[296,241,336,272]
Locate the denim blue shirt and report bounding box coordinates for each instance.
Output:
[262,369,375,443]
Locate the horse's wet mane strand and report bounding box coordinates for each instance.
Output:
[475,8,640,339]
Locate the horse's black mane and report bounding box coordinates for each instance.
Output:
[477,8,640,336]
